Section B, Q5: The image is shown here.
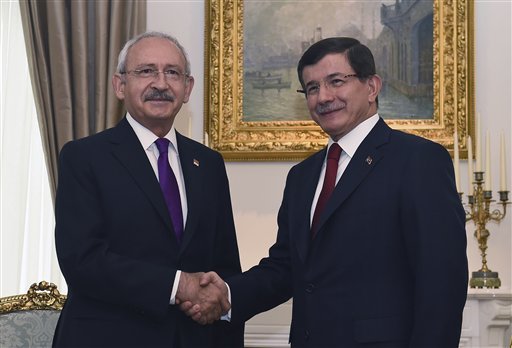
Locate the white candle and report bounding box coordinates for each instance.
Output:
[475,112,482,172]
[500,133,507,191]
[467,136,474,195]
[204,132,209,147]
[453,132,460,192]
[485,130,492,191]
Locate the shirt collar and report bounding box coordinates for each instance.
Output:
[126,113,179,154]
[328,113,380,158]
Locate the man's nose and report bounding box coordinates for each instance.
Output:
[151,72,169,88]
[316,82,335,102]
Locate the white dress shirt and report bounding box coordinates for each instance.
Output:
[310,114,380,226]
[126,114,186,304]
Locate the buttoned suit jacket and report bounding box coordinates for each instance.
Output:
[228,118,468,347]
[53,117,243,347]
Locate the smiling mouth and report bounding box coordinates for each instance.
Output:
[146,98,171,103]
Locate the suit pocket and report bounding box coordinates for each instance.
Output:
[354,315,411,343]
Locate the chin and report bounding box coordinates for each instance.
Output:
[146,110,173,119]
[322,125,346,141]
[319,120,341,133]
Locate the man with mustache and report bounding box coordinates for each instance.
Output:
[53,31,243,347]
[184,37,468,347]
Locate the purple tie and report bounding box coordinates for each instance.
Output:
[311,143,342,238]
[155,138,183,244]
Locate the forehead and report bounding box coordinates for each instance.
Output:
[302,52,352,82]
[126,37,186,68]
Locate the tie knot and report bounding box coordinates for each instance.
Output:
[327,143,342,161]
[155,138,170,155]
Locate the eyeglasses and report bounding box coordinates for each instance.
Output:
[121,67,188,82]
[297,73,359,97]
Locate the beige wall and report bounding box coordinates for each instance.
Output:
[147,0,512,291]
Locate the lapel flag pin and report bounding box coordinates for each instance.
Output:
[193,159,200,167]
[366,156,373,165]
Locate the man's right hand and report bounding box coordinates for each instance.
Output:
[176,271,229,325]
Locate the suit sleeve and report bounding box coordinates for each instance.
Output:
[211,152,242,280]
[400,141,468,347]
[55,141,175,318]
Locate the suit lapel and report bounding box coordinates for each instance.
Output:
[108,118,174,233]
[175,133,203,254]
[294,150,326,263]
[314,119,391,236]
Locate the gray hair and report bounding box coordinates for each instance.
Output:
[116,31,191,75]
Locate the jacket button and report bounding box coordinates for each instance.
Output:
[305,283,315,293]
[305,329,310,341]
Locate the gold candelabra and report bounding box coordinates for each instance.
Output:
[464,171,509,288]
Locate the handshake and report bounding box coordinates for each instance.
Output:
[176,271,229,325]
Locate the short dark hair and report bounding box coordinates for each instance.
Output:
[297,37,377,89]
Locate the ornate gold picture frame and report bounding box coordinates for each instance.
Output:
[205,0,474,161]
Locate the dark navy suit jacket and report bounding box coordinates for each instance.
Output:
[53,117,243,347]
[228,118,468,347]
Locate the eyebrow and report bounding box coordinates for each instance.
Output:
[134,63,182,70]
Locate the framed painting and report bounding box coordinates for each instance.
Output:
[205,0,474,161]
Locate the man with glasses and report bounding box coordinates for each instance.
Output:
[183,37,468,347]
[53,31,243,347]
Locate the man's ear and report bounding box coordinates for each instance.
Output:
[182,75,195,104]
[112,73,125,100]
[367,74,382,103]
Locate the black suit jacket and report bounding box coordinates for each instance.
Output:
[228,118,468,347]
[53,117,243,347]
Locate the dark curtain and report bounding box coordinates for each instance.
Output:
[19,0,146,199]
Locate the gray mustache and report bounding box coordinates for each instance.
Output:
[316,102,344,114]
[144,90,175,102]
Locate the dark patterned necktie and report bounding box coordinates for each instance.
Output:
[155,138,183,244]
[311,143,342,238]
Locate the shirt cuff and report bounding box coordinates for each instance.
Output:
[169,270,181,305]
[220,281,232,321]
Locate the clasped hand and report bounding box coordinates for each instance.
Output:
[176,271,228,325]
